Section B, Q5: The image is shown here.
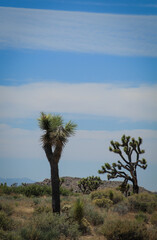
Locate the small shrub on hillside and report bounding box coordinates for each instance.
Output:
[0,211,14,231]
[147,226,157,240]
[101,217,148,240]
[22,184,51,197]
[34,205,51,215]
[0,229,21,240]
[0,202,13,216]
[93,198,113,208]
[33,198,41,205]
[72,199,84,223]
[112,201,129,215]
[135,212,148,223]
[91,188,123,204]
[150,211,157,226]
[60,186,72,196]
[79,217,91,234]
[20,212,80,240]
[127,192,157,213]
[0,184,12,195]
[0,184,52,197]
[84,203,104,226]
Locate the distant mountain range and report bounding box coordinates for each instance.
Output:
[0,177,35,186]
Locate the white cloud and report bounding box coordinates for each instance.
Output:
[0,82,157,121]
[0,7,157,56]
[0,124,156,165]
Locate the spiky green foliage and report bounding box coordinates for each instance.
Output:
[98,135,147,194]
[78,176,102,194]
[38,112,77,150]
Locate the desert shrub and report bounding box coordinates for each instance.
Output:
[72,198,84,223]
[0,184,52,197]
[34,205,51,214]
[84,203,104,225]
[112,201,129,215]
[135,212,148,223]
[33,198,41,205]
[127,192,157,213]
[93,198,113,208]
[150,211,157,226]
[101,216,148,240]
[22,184,52,197]
[91,188,123,204]
[147,226,157,240]
[71,199,92,234]
[60,186,72,196]
[20,212,80,240]
[0,184,12,195]
[0,230,21,240]
[0,211,14,231]
[0,202,13,216]
[79,217,91,234]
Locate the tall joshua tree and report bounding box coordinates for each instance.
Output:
[98,135,147,194]
[38,112,77,213]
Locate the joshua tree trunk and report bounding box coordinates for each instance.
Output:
[44,144,60,214]
[133,180,139,194]
[132,171,139,194]
[50,162,60,213]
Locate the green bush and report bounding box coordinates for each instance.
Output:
[0,184,52,197]
[22,184,51,197]
[0,202,13,216]
[135,212,148,223]
[91,188,123,204]
[127,192,157,213]
[20,212,80,240]
[93,198,113,208]
[112,201,129,215]
[34,205,51,215]
[147,226,157,240]
[150,211,157,226]
[0,211,14,231]
[72,199,84,223]
[84,203,104,226]
[33,198,41,205]
[101,217,148,240]
[79,217,91,235]
[0,229,21,240]
[60,186,72,196]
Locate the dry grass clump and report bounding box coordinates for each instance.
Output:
[150,211,157,226]
[91,188,124,209]
[100,213,148,240]
[127,192,157,213]
[83,202,104,226]
[20,212,80,240]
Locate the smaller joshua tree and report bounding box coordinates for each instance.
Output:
[78,176,102,194]
[98,135,147,194]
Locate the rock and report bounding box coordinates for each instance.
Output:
[34,176,150,193]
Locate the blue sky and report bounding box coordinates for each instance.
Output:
[0,0,157,191]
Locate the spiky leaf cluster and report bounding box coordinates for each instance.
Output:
[78,176,102,194]
[38,112,77,148]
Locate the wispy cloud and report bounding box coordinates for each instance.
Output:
[0,7,157,56]
[0,124,156,164]
[0,82,157,121]
[72,1,157,8]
